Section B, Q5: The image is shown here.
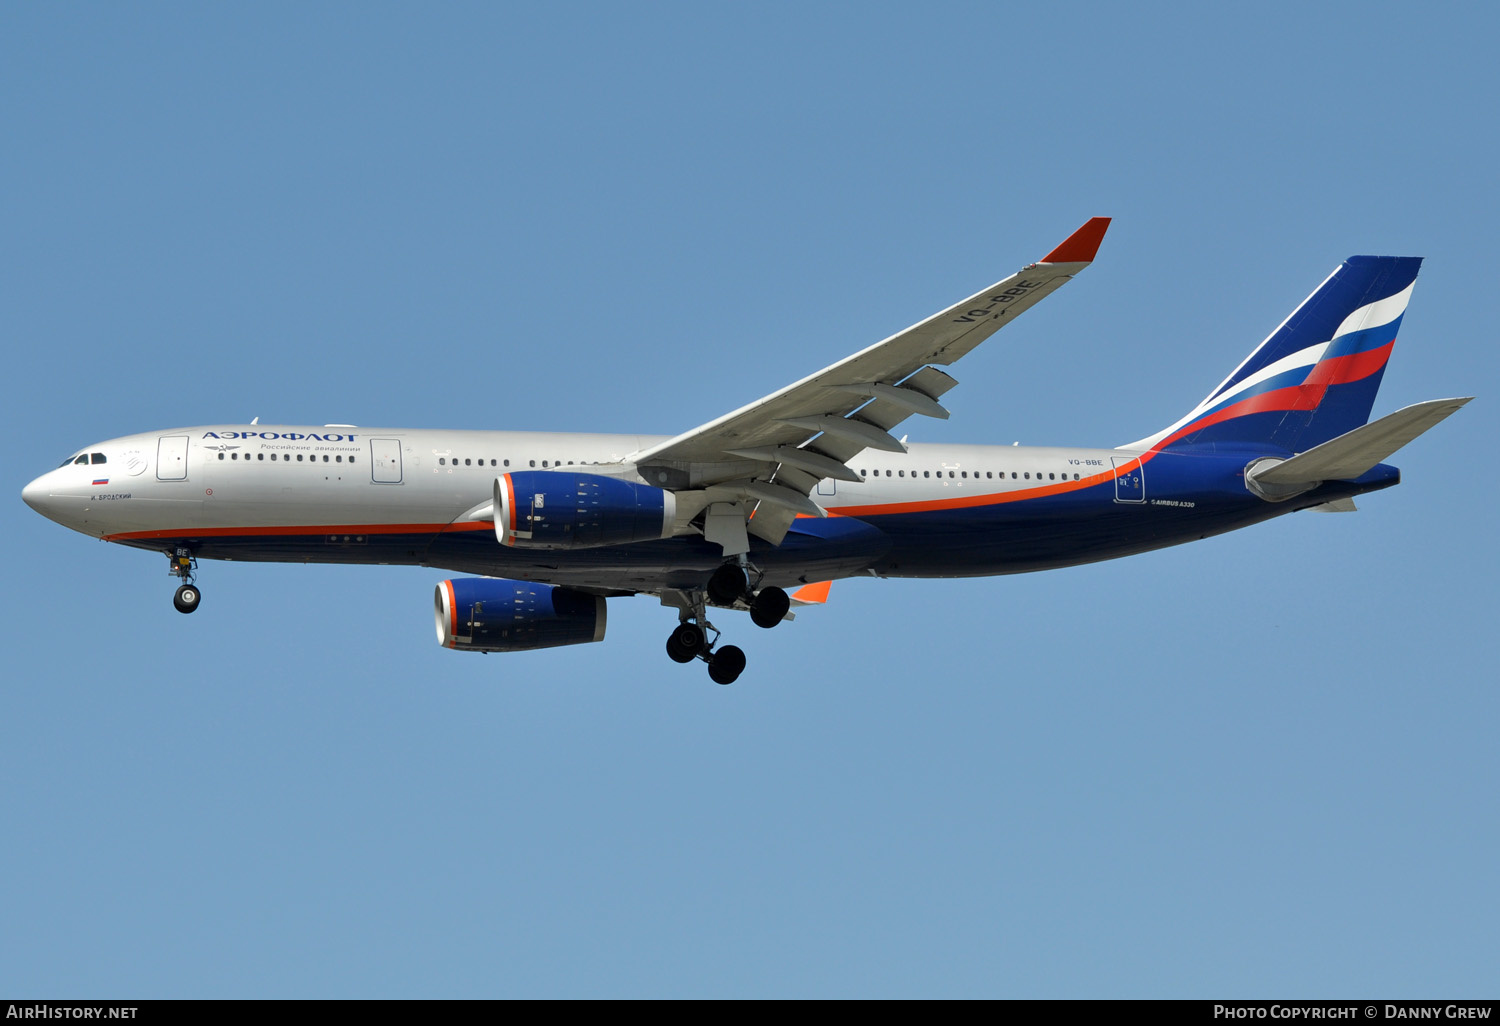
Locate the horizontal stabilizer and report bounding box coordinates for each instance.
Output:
[1252,397,1472,485]
[1308,497,1358,512]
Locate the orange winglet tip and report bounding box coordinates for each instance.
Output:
[1040,217,1111,264]
[791,581,832,604]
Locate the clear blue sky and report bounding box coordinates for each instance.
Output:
[3,2,1496,998]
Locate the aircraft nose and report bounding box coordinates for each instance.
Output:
[22,472,60,520]
[22,474,47,512]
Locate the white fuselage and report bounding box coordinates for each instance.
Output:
[25,424,1133,544]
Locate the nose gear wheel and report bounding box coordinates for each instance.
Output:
[166,547,202,614]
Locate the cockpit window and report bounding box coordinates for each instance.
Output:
[60,456,78,467]
[90,453,107,464]
[73,455,89,466]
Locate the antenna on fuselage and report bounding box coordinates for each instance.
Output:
[251,417,259,425]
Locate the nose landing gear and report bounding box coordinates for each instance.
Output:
[167,547,201,614]
[173,583,201,614]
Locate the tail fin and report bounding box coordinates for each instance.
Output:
[1130,255,1423,453]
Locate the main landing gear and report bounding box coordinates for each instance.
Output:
[665,620,746,684]
[167,547,202,614]
[707,562,790,629]
[665,562,791,685]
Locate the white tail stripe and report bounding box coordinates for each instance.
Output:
[1332,281,1414,342]
[1123,341,1330,450]
[1206,342,1329,409]
[1202,264,1341,406]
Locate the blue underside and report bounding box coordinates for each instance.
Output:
[116,452,1402,592]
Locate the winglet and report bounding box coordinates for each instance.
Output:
[790,581,832,605]
[1040,217,1111,264]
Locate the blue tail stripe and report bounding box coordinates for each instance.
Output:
[1211,256,1421,401]
[1323,315,1405,359]
[1144,254,1421,455]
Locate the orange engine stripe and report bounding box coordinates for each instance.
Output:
[443,579,458,648]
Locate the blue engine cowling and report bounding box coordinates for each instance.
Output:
[435,577,607,653]
[493,471,676,549]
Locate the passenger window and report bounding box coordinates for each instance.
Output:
[529,460,536,468]
[1023,472,1029,479]
[491,459,497,467]
[323,455,329,462]
[465,459,472,466]
[860,469,867,476]
[258,453,264,461]
[885,470,891,477]
[297,454,304,461]
[898,470,905,477]
[1048,472,1054,480]
[91,453,106,464]
[923,471,930,478]
[218,453,225,460]
[504,459,510,467]
[349,456,356,464]
[986,472,993,479]
[336,455,342,462]
[439,458,446,465]
[948,471,954,478]
[961,471,968,478]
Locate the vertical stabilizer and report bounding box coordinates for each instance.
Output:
[1129,256,1422,453]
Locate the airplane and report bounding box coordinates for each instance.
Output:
[21,218,1471,684]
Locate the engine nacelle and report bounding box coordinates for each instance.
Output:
[493,471,676,549]
[435,577,607,653]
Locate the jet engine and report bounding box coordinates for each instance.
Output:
[493,471,676,549]
[435,577,607,652]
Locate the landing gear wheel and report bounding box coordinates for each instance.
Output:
[707,563,750,606]
[666,622,705,664]
[749,586,790,629]
[173,584,201,614]
[708,644,746,685]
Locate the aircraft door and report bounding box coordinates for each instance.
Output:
[1111,456,1145,503]
[156,435,189,481]
[370,438,403,484]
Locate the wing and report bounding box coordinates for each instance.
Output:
[632,217,1111,548]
